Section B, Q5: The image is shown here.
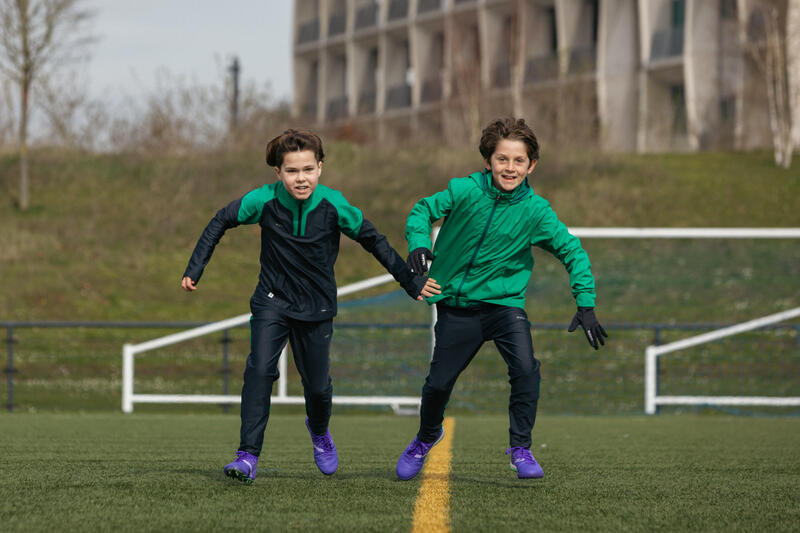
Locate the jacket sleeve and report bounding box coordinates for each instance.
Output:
[183,188,266,284]
[405,181,456,252]
[336,194,425,299]
[530,204,596,307]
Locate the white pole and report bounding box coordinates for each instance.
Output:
[645,346,657,415]
[122,344,134,413]
[278,345,288,398]
[569,227,800,238]
[650,307,800,356]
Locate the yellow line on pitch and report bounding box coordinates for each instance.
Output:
[411,417,456,533]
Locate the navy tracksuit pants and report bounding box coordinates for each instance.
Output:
[239,304,333,456]
[418,303,541,448]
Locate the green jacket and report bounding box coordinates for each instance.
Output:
[406,170,596,309]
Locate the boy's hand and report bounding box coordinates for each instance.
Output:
[417,277,441,301]
[408,247,434,274]
[181,276,198,292]
[568,307,608,349]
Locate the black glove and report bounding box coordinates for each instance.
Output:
[402,275,429,300]
[407,247,434,274]
[568,307,608,350]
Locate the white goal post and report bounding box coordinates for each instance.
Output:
[122,273,430,414]
[644,307,800,414]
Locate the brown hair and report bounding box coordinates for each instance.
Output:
[479,117,539,162]
[265,129,325,168]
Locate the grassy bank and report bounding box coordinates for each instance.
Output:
[1,145,798,322]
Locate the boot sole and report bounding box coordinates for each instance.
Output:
[224,468,254,485]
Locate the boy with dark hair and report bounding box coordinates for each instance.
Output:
[396,117,607,480]
[182,128,440,483]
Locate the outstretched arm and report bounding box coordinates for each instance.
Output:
[532,205,607,349]
[354,217,434,300]
[181,186,270,291]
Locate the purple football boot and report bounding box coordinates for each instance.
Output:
[505,447,544,479]
[395,429,444,481]
[306,418,338,475]
[223,450,258,484]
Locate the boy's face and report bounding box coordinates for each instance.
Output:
[275,150,321,201]
[485,138,537,193]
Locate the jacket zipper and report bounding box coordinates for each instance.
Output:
[455,197,499,306]
[296,201,303,236]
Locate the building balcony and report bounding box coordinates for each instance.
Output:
[297,18,320,44]
[328,13,346,37]
[567,46,596,75]
[418,0,442,14]
[358,89,377,114]
[388,0,409,21]
[326,97,349,121]
[651,27,684,60]
[525,54,559,84]
[355,3,378,30]
[386,83,412,110]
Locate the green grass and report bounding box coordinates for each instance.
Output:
[1,147,798,322]
[1,146,798,413]
[1,414,799,532]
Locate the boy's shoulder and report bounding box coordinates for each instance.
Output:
[446,171,485,191]
[243,181,279,201]
[315,183,347,202]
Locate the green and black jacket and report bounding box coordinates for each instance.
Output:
[406,169,596,310]
[185,181,424,321]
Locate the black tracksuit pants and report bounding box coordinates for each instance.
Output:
[418,303,541,448]
[239,304,333,456]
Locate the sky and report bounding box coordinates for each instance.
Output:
[84,0,294,105]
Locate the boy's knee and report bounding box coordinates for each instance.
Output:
[510,356,540,380]
[305,382,333,400]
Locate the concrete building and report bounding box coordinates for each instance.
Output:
[293,0,799,152]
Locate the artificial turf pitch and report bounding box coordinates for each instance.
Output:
[1,414,798,532]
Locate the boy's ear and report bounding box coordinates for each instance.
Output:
[484,158,491,170]
[273,166,281,178]
[527,160,537,174]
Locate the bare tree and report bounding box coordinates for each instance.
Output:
[744,0,794,168]
[788,0,800,150]
[0,0,93,209]
[448,21,483,145]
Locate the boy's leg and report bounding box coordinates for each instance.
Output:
[239,307,290,455]
[487,306,540,448]
[418,304,484,442]
[288,318,334,435]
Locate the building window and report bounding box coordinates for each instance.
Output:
[720,0,737,19]
[388,0,409,21]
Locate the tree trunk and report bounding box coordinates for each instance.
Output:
[19,76,30,210]
[788,0,800,151]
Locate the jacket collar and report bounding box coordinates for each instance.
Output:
[476,169,532,204]
[275,180,316,211]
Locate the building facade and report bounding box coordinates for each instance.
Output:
[293,0,799,152]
